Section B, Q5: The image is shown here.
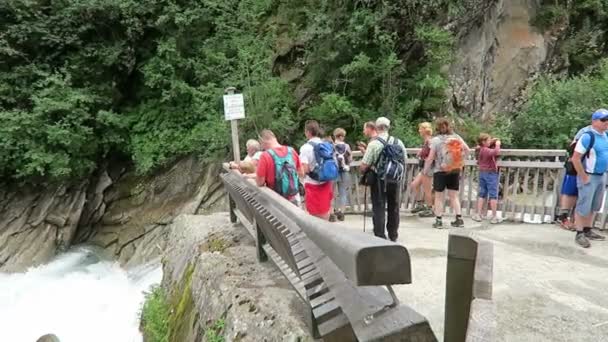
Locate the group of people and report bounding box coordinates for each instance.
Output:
[230,109,608,249]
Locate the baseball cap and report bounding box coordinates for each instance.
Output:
[376,117,391,128]
[591,108,608,120]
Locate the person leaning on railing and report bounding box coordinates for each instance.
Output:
[229,139,263,170]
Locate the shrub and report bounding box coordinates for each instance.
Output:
[140,285,170,342]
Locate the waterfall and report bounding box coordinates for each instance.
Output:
[0,246,162,342]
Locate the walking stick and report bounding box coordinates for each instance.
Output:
[363,184,368,233]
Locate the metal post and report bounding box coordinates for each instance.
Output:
[225,87,240,163]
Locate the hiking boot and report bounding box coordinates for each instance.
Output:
[411,203,425,214]
[471,214,483,222]
[575,233,591,248]
[433,219,444,229]
[490,216,500,224]
[451,218,465,228]
[329,213,337,222]
[585,230,606,241]
[418,208,435,218]
[336,211,345,222]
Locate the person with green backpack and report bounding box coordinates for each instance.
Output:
[256,129,302,206]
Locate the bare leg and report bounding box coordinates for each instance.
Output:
[422,175,433,207]
[434,191,445,217]
[448,190,461,216]
[490,199,498,218]
[476,198,485,217]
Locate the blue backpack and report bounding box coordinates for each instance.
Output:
[267,147,299,198]
[309,141,339,182]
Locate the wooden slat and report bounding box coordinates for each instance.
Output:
[262,244,306,300]
[521,168,530,220]
[510,168,520,221]
[467,166,474,216]
[531,167,541,219]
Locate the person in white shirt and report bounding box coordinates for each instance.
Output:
[299,120,334,220]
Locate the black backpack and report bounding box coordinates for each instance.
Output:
[565,131,594,176]
[375,136,406,184]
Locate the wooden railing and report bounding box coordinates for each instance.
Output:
[342,149,569,223]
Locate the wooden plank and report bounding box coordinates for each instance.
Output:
[531,167,541,219]
[541,169,550,218]
[312,299,342,322]
[317,314,354,340]
[262,244,306,300]
[310,291,336,309]
[467,166,474,216]
[521,168,530,220]
[510,168,520,221]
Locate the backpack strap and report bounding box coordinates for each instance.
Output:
[584,131,595,159]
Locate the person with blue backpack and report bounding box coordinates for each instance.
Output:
[570,109,608,248]
[256,129,302,206]
[299,120,339,220]
[359,117,407,241]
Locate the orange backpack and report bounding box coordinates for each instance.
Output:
[441,136,465,172]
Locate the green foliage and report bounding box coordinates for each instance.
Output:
[456,115,514,147]
[140,285,170,342]
[0,0,462,181]
[535,0,608,74]
[513,60,608,148]
[204,319,226,342]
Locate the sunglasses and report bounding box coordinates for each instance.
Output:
[601,118,608,122]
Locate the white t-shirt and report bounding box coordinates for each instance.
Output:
[300,137,322,184]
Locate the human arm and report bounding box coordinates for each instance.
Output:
[573,134,591,184]
[256,153,268,187]
[359,142,378,173]
[299,144,312,178]
[423,148,436,175]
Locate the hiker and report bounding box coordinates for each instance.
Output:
[472,133,501,224]
[410,122,434,218]
[557,124,593,230]
[229,139,262,170]
[570,109,608,248]
[359,117,406,241]
[256,129,301,205]
[333,128,352,221]
[357,121,378,153]
[299,120,339,220]
[423,118,470,229]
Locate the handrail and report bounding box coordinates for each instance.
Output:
[223,168,411,286]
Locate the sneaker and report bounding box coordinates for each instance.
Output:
[490,217,500,224]
[433,219,444,229]
[411,203,425,214]
[451,218,465,228]
[585,230,606,241]
[418,208,435,218]
[329,213,337,222]
[336,211,345,222]
[575,233,591,248]
[471,214,483,222]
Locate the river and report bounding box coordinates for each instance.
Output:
[0,246,162,342]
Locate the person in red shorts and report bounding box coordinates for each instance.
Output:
[299,120,334,220]
[256,129,301,206]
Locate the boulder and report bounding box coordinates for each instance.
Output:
[159,213,312,342]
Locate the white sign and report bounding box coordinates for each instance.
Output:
[223,94,245,121]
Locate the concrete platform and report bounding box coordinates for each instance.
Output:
[339,215,608,342]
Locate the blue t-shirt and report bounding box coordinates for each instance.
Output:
[574,128,608,174]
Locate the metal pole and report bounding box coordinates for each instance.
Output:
[225,87,240,163]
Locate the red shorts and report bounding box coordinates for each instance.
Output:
[305,182,333,216]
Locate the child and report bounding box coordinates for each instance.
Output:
[473,133,501,224]
[333,128,352,221]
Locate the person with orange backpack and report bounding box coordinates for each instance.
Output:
[423,118,470,229]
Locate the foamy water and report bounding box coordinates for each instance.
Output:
[0,247,162,342]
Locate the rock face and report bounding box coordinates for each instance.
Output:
[159,213,311,342]
[0,182,88,272]
[449,0,549,118]
[0,156,225,272]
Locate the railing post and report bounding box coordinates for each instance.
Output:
[228,194,237,223]
[255,218,268,262]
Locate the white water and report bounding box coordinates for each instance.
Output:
[0,247,163,342]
